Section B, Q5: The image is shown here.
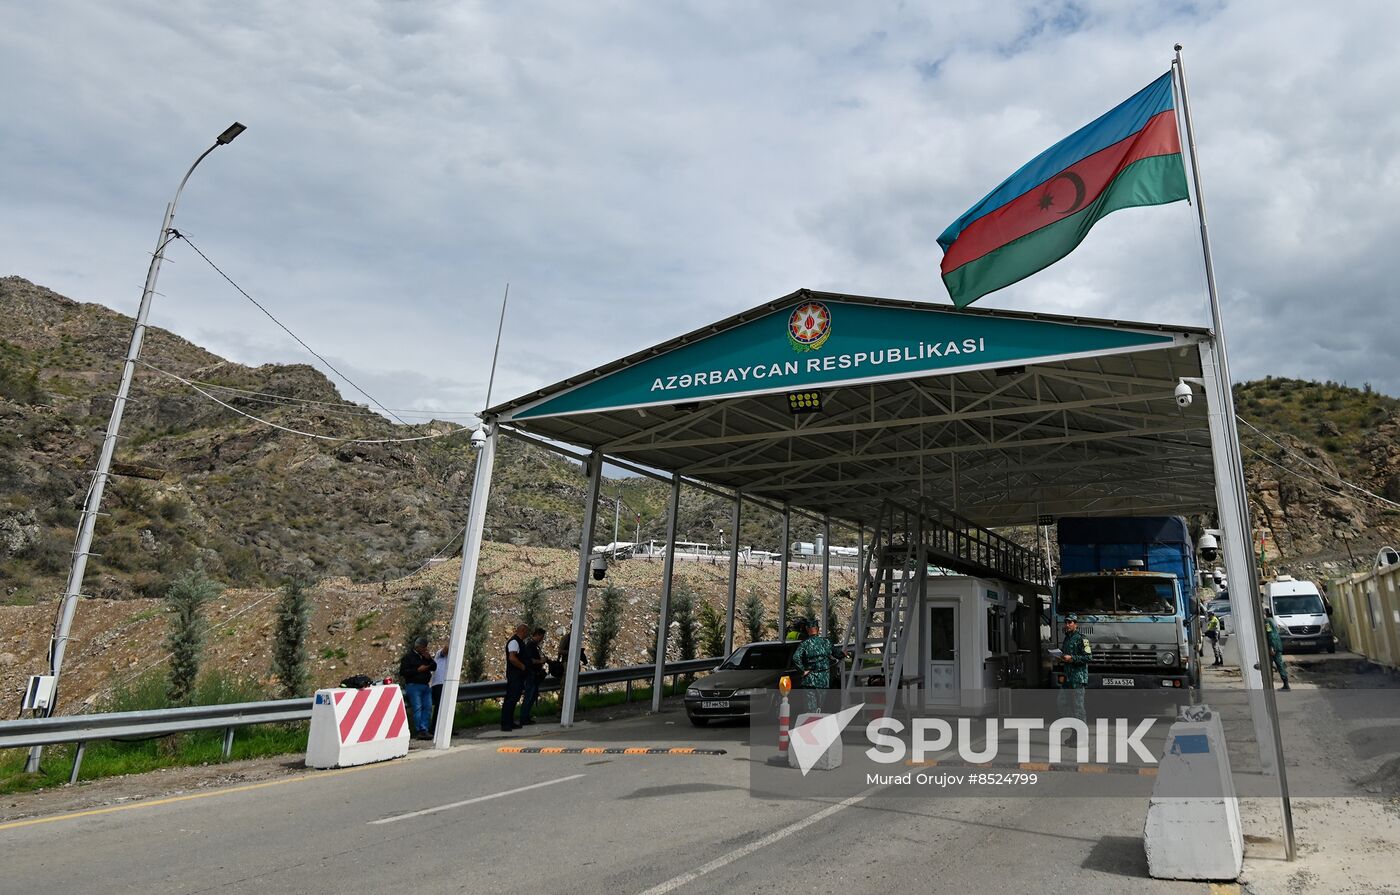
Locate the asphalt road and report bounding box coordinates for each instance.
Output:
[0,706,1209,895]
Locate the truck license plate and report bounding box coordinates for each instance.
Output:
[702,700,730,709]
[1101,677,1135,687]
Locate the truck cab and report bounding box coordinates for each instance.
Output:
[1264,576,1335,653]
[1053,568,1195,689]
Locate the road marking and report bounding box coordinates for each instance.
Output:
[634,789,874,895]
[0,763,387,832]
[497,746,728,756]
[368,774,585,825]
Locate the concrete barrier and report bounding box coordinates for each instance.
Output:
[1143,707,1243,880]
[305,684,410,769]
[788,711,845,773]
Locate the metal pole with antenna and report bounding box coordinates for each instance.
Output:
[26,123,246,773]
[1174,44,1295,860]
[434,284,510,748]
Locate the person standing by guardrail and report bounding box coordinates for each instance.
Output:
[518,627,547,725]
[502,624,529,732]
[399,637,437,740]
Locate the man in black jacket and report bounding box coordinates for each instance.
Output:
[518,627,548,725]
[398,637,436,739]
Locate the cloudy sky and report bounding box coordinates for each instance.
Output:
[3,1,1398,422]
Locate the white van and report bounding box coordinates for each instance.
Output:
[1264,576,1335,653]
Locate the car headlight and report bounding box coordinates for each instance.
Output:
[1160,651,1177,666]
[686,688,702,698]
[733,688,763,697]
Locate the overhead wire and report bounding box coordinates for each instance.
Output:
[1240,442,1400,513]
[137,360,470,444]
[1236,415,1400,510]
[171,230,411,425]
[173,378,480,418]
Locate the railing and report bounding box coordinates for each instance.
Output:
[0,657,722,781]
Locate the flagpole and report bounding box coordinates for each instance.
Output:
[1173,43,1296,862]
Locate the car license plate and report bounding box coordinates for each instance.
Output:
[1101,677,1135,687]
[701,700,730,709]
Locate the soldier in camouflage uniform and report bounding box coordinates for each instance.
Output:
[792,618,833,713]
[1264,607,1290,691]
[1058,614,1092,722]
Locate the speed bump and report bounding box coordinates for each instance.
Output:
[497,746,727,756]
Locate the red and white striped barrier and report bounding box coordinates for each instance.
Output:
[305,684,410,769]
[777,695,791,754]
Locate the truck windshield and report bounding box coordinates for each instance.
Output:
[1058,577,1176,615]
[1273,594,1325,616]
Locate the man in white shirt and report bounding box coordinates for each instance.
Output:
[502,623,530,732]
[429,644,448,734]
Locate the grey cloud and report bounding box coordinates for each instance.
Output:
[3,0,1399,417]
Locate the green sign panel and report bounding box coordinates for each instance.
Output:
[508,299,1177,421]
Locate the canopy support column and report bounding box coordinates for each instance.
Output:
[1200,341,1288,776]
[434,422,498,748]
[650,476,682,712]
[778,503,790,636]
[723,495,742,654]
[821,514,831,632]
[561,449,604,727]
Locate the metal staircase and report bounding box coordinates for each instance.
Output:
[842,497,1052,715]
[843,502,921,715]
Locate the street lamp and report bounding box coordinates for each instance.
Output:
[25,122,246,772]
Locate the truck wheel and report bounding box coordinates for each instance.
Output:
[1327,640,1337,654]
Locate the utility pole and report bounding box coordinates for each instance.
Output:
[27,123,246,773]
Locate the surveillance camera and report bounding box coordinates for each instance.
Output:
[469,427,487,449]
[1197,531,1219,562]
[1174,380,1194,408]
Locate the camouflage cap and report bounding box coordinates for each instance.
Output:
[1063,613,1079,622]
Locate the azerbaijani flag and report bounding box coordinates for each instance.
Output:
[938,72,1189,308]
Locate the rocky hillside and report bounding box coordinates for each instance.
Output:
[0,277,826,607]
[1234,377,1400,574]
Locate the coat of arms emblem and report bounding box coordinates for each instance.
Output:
[787,301,832,352]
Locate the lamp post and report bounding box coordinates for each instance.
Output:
[26,123,246,772]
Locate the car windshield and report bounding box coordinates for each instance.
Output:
[1058,576,1177,615]
[1208,602,1231,615]
[719,643,796,671]
[1273,594,1325,616]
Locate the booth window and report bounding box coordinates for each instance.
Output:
[987,605,1006,655]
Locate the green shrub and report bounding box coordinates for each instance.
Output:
[698,599,725,658]
[463,591,491,682]
[403,585,441,649]
[742,588,767,643]
[164,565,222,705]
[520,577,547,632]
[591,584,624,668]
[272,580,311,698]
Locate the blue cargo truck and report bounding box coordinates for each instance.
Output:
[1051,516,1200,690]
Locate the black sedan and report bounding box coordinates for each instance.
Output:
[684,640,803,726]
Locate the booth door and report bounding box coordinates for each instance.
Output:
[925,600,960,706]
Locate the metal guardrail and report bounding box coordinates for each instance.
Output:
[0,656,722,762]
